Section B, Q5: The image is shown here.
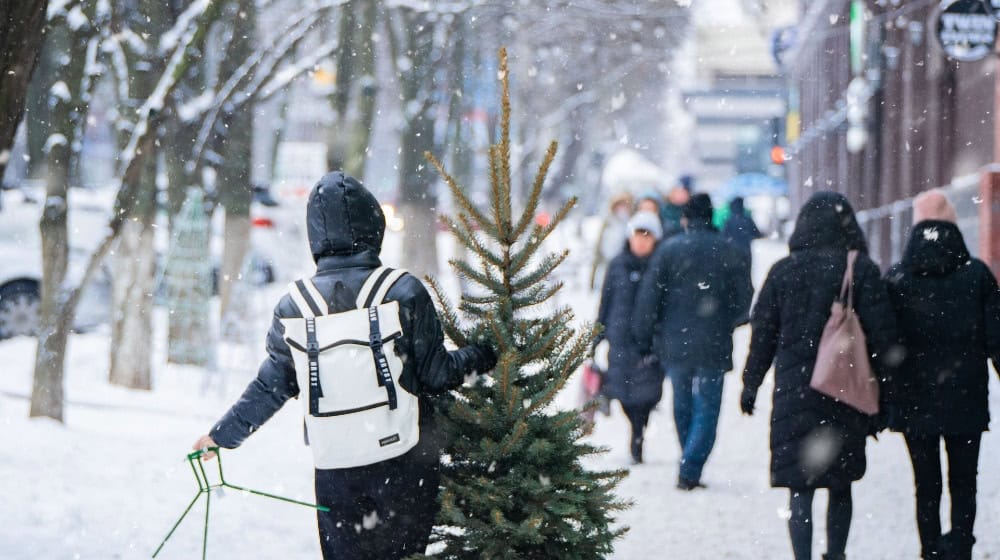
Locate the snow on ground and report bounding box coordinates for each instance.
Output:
[2,236,999,559]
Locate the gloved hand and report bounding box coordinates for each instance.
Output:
[740,386,757,416]
[474,343,498,373]
[593,339,610,372]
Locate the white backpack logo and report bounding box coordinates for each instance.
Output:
[282,267,419,469]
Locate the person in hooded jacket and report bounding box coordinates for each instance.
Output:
[722,196,763,263]
[739,191,897,560]
[595,211,665,464]
[632,193,753,489]
[192,172,497,560]
[884,189,1000,560]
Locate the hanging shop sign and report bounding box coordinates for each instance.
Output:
[938,0,997,62]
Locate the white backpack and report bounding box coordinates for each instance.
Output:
[281,266,419,469]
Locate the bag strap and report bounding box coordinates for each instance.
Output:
[305,317,324,415]
[356,266,408,309]
[288,281,319,318]
[356,266,391,309]
[369,269,407,307]
[840,250,859,310]
[368,306,398,410]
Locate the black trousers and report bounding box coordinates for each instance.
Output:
[314,450,440,560]
[904,433,982,559]
[788,485,852,560]
[623,403,654,445]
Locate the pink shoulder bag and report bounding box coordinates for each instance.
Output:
[809,250,880,415]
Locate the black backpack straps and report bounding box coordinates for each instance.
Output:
[367,306,398,410]
[362,268,396,309]
[305,316,323,415]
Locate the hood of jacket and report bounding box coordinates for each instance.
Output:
[902,220,970,276]
[307,171,385,262]
[788,191,867,253]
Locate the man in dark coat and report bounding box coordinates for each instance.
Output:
[596,211,665,464]
[632,193,752,489]
[193,172,496,560]
[884,189,1000,560]
[740,191,897,560]
[722,196,762,261]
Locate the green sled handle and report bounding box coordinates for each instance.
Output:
[152,447,329,559]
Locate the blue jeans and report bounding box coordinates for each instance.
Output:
[667,367,724,482]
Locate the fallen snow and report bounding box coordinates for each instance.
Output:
[1,237,997,559]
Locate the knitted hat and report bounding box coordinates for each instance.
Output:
[912,189,957,225]
[628,211,663,241]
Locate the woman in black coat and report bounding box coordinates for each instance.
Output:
[740,192,897,560]
[884,190,1000,560]
[596,211,664,464]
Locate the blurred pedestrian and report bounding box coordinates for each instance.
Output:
[633,193,752,489]
[884,189,1000,560]
[590,192,634,290]
[722,196,763,264]
[660,184,690,238]
[636,191,663,216]
[595,211,665,464]
[740,191,897,560]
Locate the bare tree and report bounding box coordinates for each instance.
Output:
[31,0,221,420]
[0,0,49,181]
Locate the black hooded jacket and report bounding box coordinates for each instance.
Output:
[631,217,753,372]
[741,192,898,488]
[885,220,1000,436]
[209,172,496,455]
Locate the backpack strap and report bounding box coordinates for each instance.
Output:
[288,281,319,318]
[356,266,391,309]
[305,316,324,414]
[369,269,407,307]
[301,278,330,314]
[368,306,398,410]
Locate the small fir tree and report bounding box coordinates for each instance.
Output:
[421,48,628,560]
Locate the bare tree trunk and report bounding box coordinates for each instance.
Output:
[29,12,92,421]
[393,9,440,276]
[216,0,255,324]
[31,144,71,421]
[0,0,48,180]
[109,160,156,390]
[343,0,377,178]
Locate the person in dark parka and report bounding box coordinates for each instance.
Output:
[632,193,753,489]
[740,191,897,560]
[722,196,763,261]
[193,172,497,560]
[884,189,1000,560]
[596,211,665,464]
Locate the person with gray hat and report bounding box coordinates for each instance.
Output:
[594,211,664,464]
[632,193,752,488]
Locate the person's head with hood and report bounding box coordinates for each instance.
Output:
[728,196,746,215]
[681,193,714,230]
[788,191,867,253]
[307,171,385,262]
[608,191,634,220]
[904,189,969,275]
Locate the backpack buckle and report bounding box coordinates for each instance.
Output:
[306,341,320,355]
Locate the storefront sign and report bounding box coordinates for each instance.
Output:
[938,0,996,61]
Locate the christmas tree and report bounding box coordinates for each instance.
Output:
[421,48,628,560]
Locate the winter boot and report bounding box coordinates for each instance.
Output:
[629,436,643,465]
[939,532,974,560]
[821,554,846,560]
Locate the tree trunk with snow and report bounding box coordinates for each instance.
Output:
[107,0,173,389]
[29,11,94,421]
[0,0,48,181]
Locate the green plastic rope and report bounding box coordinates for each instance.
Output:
[152,447,329,559]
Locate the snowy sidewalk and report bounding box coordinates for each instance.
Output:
[1,238,998,559]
